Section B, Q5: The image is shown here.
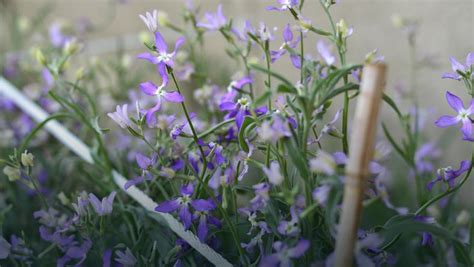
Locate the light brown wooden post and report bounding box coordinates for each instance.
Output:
[334,63,387,267]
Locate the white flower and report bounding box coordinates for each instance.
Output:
[139,9,158,32]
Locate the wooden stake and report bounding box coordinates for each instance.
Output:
[334,63,387,267]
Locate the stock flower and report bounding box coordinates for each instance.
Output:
[325,232,384,267]
[155,184,215,229]
[57,239,92,267]
[139,9,158,32]
[124,153,157,189]
[277,207,300,236]
[241,222,271,253]
[250,183,270,210]
[442,52,473,80]
[107,104,132,129]
[139,81,184,125]
[317,40,336,66]
[196,4,226,31]
[434,91,474,141]
[257,22,275,41]
[427,160,471,190]
[0,236,10,259]
[258,115,292,144]
[262,161,284,185]
[413,143,441,174]
[309,150,338,175]
[219,97,267,128]
[72,191,89,216]
[312,184,331,206]
[88,191,116,216]
[266,0,299,11]
[115,248,137,267]
[138,31,184,69]
[270,24,301,68]
[193,200,220,242]
[315,109,343,142]
[260,239,310,267]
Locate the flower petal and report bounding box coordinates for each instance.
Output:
[283,24,293,42]
[461,118,473,139]
[288,239,310,258]
[450,56,465,72]
[441,72,461,80]
[434,115,459,128]
[179,207,193,229]
[139,81,158,96]
[155,199,180,213]
[446,91,465,112]
[137,52,158,64]
[191,199,216,211]
[154,31,168,53]
[163,91,184,103]
[466,52,474,67]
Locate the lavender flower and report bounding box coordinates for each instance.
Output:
[309,150,338,175]
[107,104,132,129]
[57,239,92,267]
[124,153,157,189]
[414,142,441,174]
[262,161,284,185]
[88,191,116,216]
[194,201,220,242]
[258,115,292,144]
[196,4,227,31]
[115,247,137,267]
[0,236,10,259]
[241,222,270,253]
[155,184,215,229]
[442,52,473,80]
[219,97,267,128]
[139,81,184,125]
[139,9,158,32]
[270,24,301,68]
[277,207,300,236]
[434,91,474,141]
[315,109,343,141]
[250,183,270,210]
[427,160,471,190]
[260,239,310,267]
[312,184,331,206]
[266,0,299,11]
[72,191,89,216]
[317,40,336,66]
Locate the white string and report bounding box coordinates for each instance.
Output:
[0,76,233,267]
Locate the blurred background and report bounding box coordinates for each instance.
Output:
[1,0,473,206]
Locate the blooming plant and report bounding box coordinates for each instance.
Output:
[0,0,473,266]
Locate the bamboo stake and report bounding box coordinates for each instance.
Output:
[334,63,387,267]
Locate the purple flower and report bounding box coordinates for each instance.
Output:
[260,239,310,267]
[270,24,301,68]
[241,222,270,253]
[139,9,158,32]
[115,247,137,267]
[196,4,226,31]
[88,191,116,216]
[262,161,284,185]
[421,232,434,247]
[155,184,214,229]
[258,115,292,144]
[434,91,474,141]
[139,81,184,125]
[72,191,89,216]
[427,160,471,190]
[316,109,343,142]
[317,40,336,66]
[250,183,270,210]
[219,96,267,128]
[57,239,92,267]
[107,104,132,129]
[257,22,275,41]
[124,153,157,189]
[310,150,338,175]
[102,248,112,267]
[442,52,473,80]
[414,143,441,174]
[138,31,185,69]
[49,23,71,48]
[277,206,300,236]
[312,184,331,206]
[193,201,219,242]
[266,0,299,11]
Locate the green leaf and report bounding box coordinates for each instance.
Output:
[284,139,309,178]
[382,123,412,165]
[238,116,255,153]
[277,83,297,94]
[253,91,272,107]
[382,94,403,119]
[248,63,295,89]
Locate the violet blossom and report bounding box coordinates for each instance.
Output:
[260,239,310,267]
[124,153,157,189]
[266,0,299,11]
[277,206,300,236]
[241,222,271,254]
[434,91,474,141]
[250,183,271,210]
[0,236,10,259]
[258,115,292,144]
[219,96,267,128]
[193,200,220,242]
[196,4,227,31]
[88,191,116,216]
[262,161,284,185]
[115,247,137,267]
[427,160,471,190]
[442,52,473,80]
[139,80,184,125]
[317,40,336,66]
[139,9,158,32]
[270,24,301,68]
[155,184,215,229]
[107,104,132,129]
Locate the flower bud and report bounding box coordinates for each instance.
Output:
[456,210,470,225]
[63,39,81,56]
[75,67,85,80]
[157,11,170,27]
[21,151,34,167]
[336,19,351,38]
[34,48,47,66]
[3,166,20,182]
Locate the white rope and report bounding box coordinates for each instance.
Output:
[0,76,233,267]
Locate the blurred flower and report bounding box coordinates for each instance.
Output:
[270,24,301,68]
[88,191,116,216]
[434,91,474,141]
[277,206,300,236]
[266,0,299,11]
[442,52,473,80]
[3,166,20,182]
[262,161,284,185]
[241,222,270,254]
[115,248,137,267]
[139,9,158,32]
[107,104,132,129]
[258,115,292,144]
[21,150,34,167]
[317,40,336,66]
[196,4,227,31]
[0,236,10,259]
[260,239,310,267]
[310,150,337,175]
[312,184,331,206]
